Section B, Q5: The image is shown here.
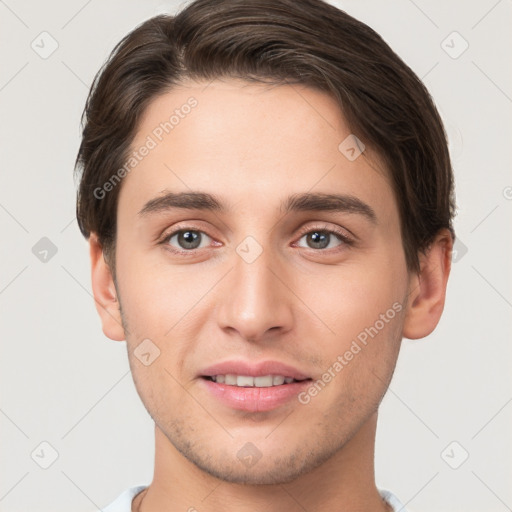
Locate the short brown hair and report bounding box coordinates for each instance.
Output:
[74,0,456,275]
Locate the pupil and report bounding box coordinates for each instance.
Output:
[179,230,200,249]
[308,231,329,249]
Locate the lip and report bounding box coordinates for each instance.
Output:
[199,360,312,412]
[200,378,312,412]
[199,360,311,380]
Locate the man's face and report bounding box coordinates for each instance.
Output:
[113,79,411,484]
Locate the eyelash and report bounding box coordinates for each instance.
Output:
[295,224,354,250]
[159,224,354,256]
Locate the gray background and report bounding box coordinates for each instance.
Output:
[1,0,511,511]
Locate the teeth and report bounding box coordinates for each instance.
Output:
[237,375,254,387]
[225,374,237,385]
[254,375,273,387]
[272,375,285,385]
[210,374,301,387]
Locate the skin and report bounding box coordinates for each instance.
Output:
[89,78,452,512]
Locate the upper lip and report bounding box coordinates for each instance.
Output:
[200,360,311,380]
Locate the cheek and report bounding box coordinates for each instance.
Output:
[116,246,188,330]
[301,260,405,338]
[296,255,406,396]
[305,274,404,411]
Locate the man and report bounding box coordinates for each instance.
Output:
[74,0,455,510]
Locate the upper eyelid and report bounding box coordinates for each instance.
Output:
[296,223,351,237]
[161,223,352,246]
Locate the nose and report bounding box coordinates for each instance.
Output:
[216,243,294,344]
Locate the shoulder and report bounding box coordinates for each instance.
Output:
[379,488,410,512]
[102,484,149,512]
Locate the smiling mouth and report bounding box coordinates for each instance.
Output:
[202,374,312,387]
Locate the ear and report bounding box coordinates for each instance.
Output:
[402,228,453,340]
[89,232,126,341]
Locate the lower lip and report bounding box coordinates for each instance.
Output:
[200,378,312,412]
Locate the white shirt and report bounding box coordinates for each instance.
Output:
[102,485,410,511]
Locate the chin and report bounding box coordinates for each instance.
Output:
[189,457,311,485]
[175,437,338,486]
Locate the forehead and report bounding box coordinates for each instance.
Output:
[120,78,395,222]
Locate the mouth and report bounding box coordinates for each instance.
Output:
[201,374,312,387]
[198,361,314,412]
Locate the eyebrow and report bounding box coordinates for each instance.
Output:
[138,191,377,224]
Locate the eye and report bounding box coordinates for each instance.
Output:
[295,226,353,251]
[163,229,213,251]
[159,224,354,256]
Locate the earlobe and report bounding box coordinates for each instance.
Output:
[402,229,453,340]
[89,233,126,341]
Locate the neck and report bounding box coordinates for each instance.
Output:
[136,412,389,512]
